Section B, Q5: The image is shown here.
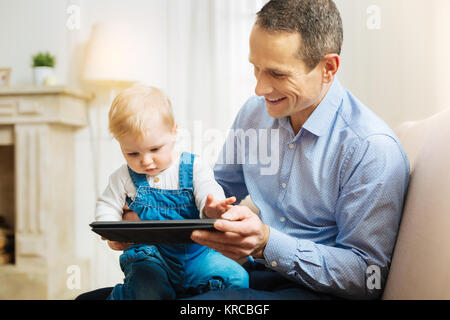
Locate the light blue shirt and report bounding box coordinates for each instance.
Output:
[214,78,410,299]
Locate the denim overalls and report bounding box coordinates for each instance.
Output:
[108,152,249,300]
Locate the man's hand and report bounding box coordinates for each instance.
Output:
[104,204,140,251]
[203,194,237,219]
[191,205,270,261]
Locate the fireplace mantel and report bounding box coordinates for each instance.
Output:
[0,86,93,299]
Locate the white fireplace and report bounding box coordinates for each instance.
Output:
[0,86,92,299]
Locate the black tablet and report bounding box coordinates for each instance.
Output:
[90,219,217,244]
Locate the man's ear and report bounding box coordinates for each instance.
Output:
[322,54,340,84]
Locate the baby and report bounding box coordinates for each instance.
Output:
[95,85,249,299]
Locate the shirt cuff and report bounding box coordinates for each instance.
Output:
[263,227,297,273]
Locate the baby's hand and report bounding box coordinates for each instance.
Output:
[107,240,133,251]
[122,211,140,221]
[122,203,141,221]
[203,194,236,219]
[102,204,140,251]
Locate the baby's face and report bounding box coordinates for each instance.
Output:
[117,121,177,176]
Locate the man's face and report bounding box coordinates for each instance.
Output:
[249,24,326,121]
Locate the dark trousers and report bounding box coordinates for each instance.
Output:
[75,260,336,300]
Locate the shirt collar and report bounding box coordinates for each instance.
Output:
[279,77,344,138]
[302,77,344,137]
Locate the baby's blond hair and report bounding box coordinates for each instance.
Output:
[108,86,175,139]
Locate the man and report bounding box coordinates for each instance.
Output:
[189,0,409,300]
[77,0,409,300]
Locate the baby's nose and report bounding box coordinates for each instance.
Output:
[141,154,153,166]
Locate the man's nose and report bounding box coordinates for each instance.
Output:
[254,72,273,97]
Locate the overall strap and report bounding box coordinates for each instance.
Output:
[127,166,150,189]
[125,196,133,207]
[178,152,195,189]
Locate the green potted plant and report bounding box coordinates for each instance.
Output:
[32,52,56,85]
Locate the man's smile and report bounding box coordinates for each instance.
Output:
[265,96,287,105]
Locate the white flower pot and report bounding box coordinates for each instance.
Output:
[33,66,54,86]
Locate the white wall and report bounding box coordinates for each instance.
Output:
[0,0,70,85]
[432,0,450,113]
[335,0,450,128]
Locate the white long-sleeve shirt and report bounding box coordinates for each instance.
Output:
[95,154,225,221]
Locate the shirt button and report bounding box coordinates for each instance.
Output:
[271,261,278,267]
[281,183,287,189]
[154,177,160,183]
[280,217,286,222]
[288,143,295,149]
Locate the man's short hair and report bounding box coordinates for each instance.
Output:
[256,0,343,70]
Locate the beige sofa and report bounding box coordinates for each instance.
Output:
[383,107,450,299]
